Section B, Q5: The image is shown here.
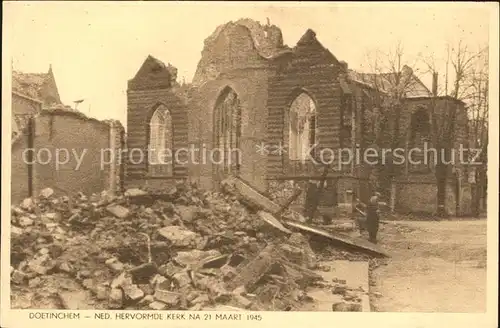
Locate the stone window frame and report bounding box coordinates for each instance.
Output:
[287,90,318,162]
[147,103,173,177]
[213,86,242,175]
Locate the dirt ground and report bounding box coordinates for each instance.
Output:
[370,219,487,312]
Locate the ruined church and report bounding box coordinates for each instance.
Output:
[125,18,471,216]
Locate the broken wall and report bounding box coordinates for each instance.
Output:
[11,134,31,202]
[188,21,277,193]
[266,30,344,179]
[11,111,122,203]
[126,89,190,187]
[188,71,270,192]
[126,56,190,190]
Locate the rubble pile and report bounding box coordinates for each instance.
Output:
[10,184,371,311]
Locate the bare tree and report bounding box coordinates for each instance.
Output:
[465,47,489,216]
[362,40,487,216]
[361,42,425,195]
[423,41,487,216]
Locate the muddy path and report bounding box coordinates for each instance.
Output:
[370,220,487,312]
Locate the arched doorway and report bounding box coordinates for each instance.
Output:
[213,87,241,182]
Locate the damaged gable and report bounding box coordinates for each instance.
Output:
[347,65,431,98]
[128,55,179,91]
[291,29,340,67]
[12,65,62,107]
[192,18,292,87]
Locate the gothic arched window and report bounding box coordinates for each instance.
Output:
[213,88,241,175]
[289,92,317,161]
[148,104,173,176]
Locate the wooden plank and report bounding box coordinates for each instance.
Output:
[223,176,309,222]
[227,177,281,213]
[283,220,390,258]
[275,188,303,216]
[257,211,292,234]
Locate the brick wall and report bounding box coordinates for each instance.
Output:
[404,97,467,156]
[394,178,458,215]
[126,89,189,183]
[266,30,344,179]
[188,21,274,193]
[391,97,471,216]
[126,55,190,190]
[126,23,351,193]
[188,71,270,192]
[11,111,122,203]
[11,134,31,202]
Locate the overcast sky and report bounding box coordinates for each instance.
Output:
[5,2,493,125]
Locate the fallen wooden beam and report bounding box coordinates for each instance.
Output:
[275,188,303,217]
[223,177,281,213]
[283,220,390,258]
[257,211,292,234]
[223,177,308,222]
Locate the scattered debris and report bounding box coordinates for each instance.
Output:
[39,188,55,199]
[106,204,131,219]
[10,182,383,310]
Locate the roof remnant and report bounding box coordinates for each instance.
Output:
[128,55,179,90]
[297,29,317,45]
[347,65,432,98]
[12,71,48,99]
[12,67,62,106]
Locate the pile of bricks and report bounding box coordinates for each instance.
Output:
[10,183,370,311]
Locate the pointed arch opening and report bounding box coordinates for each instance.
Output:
[288,92,317,161]
[148,104,173,176]
[213,87,241,178]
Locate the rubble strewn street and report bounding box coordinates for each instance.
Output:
[10,184,377,311]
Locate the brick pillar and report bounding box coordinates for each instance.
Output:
[108,121,117,195]
[107,121,124,195]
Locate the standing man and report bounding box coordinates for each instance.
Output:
[366,191,381,243]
